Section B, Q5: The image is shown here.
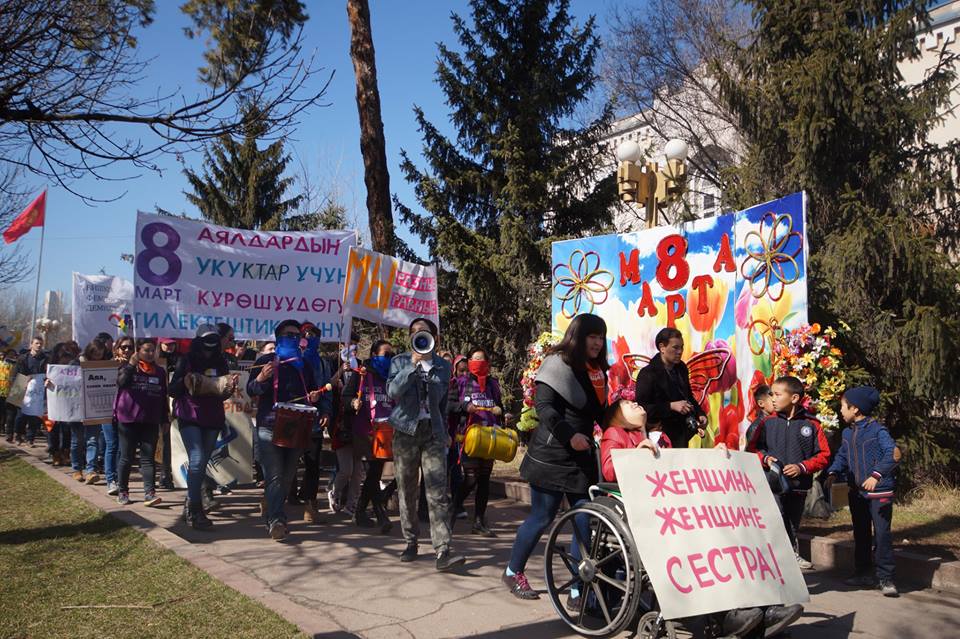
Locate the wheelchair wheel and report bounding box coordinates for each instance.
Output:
[637,611,678,639]
[544,500,643,637]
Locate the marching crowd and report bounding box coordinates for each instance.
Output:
[3,312,900,634]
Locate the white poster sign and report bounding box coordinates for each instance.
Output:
[133,212,355,341]
[341,246,440,329]
[72,273,134,347]
[46,365,84,422]
[170,370,255,488]
[611,449,809,620]
[81,361,119,425]
[20,374,46,417]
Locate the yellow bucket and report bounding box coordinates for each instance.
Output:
[463,425,518,462]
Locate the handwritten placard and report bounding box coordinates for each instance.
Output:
[611,448,808,619]
[81,361,119,425]
[47,365,84,422]
[20,374,46,417]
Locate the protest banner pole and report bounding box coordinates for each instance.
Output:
[29,221,46,343]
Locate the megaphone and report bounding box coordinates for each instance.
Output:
[411,330,436,355]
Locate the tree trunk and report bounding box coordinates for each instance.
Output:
[346,0,395,255]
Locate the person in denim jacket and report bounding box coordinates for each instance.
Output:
[827,386,899,596]
[387,317,466,572]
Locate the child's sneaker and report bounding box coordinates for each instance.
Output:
[878,580,899,597]
[107,481,120,496]
[144,491,162,507]
[117,491,130,505]
[795,553,813,570]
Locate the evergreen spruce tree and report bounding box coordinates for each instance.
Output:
[396,0,616,387]
[184,106,320,231]
[716,0,960,476]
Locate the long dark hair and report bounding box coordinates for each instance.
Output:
[82,338,110,361]
[549,313,609,371]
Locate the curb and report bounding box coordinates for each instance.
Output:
[7,446,345,638]
[490,477,960,596]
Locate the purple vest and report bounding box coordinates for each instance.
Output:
[458,375,501,431]
[115,364,168,424]
[173,365,226,427]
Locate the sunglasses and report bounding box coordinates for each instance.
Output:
[119,345,133,350]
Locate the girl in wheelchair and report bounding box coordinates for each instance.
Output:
[600,388,804,638]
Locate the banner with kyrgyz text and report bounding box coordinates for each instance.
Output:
[611,448,809,619]
[341,246,440,329]
[133,213,356,341]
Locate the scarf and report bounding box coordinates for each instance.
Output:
[276,335,303,369]
[468,359,490,392]
[137,360,157,375]
[586,363,606,406]
[369,355,392,380]
[303,336,322,372]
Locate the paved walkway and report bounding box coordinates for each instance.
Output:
[10,443,960,639]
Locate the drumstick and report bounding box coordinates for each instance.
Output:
[248,356,299,370]
[286,383,334,403]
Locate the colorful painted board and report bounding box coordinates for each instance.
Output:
[551,192,808,442]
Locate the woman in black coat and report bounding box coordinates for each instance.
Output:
[502,313,608,602]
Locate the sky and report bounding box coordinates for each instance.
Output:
[8,0,619,314]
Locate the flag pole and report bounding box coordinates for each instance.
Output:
[29,222,45,343]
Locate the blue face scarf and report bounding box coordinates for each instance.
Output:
[369,355,392,380]
[303,336,322,371]
[275,335,303,369]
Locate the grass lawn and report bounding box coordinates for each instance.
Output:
[802,484,960,561]
[0,448,307,639]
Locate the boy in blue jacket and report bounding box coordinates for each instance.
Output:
[826,386,899,597]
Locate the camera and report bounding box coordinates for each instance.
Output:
[684,414,703,438]
[411,330,435,355]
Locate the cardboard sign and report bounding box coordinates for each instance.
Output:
[46,365,85,422]
[170,370,255,488]
[133,212,355,341]
[552,192,808,444]
[6,373,30,408]
[341,246,440,331]
[81,361,119,425]
[611,448,809,619]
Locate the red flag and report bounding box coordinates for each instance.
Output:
[3,190,46,244]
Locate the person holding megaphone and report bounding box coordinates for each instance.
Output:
[386,317,466,572]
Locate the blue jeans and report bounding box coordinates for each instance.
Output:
[256,426,303,527]
[100,422,119,483]
[69,423,100,473]
[508,485,589,574]
[15,413,41,443]
[850,490,895,581]
[179,422,221,505]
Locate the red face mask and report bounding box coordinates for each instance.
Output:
[468,359,489,391]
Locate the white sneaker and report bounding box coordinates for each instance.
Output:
[107,481,119,496]
[796,553,814,570]
[327,489,341,513]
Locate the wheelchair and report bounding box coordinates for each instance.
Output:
[542,479,679,638]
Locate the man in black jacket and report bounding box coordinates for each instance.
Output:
[633,328,706,448]
[15,336,48,445]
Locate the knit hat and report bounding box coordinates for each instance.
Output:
[844,386,880,416]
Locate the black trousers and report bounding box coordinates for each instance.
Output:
[117,422,159,493]
[3,403,18,440]
[298,435,324,502]
[776,491,806,549]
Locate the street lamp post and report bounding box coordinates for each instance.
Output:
[616,138,689,228]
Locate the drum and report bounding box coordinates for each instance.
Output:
[371,422,394,460]
[463,425,518,463]
[271,402,317,449]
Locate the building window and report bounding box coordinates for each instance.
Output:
[703,193,716,216]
